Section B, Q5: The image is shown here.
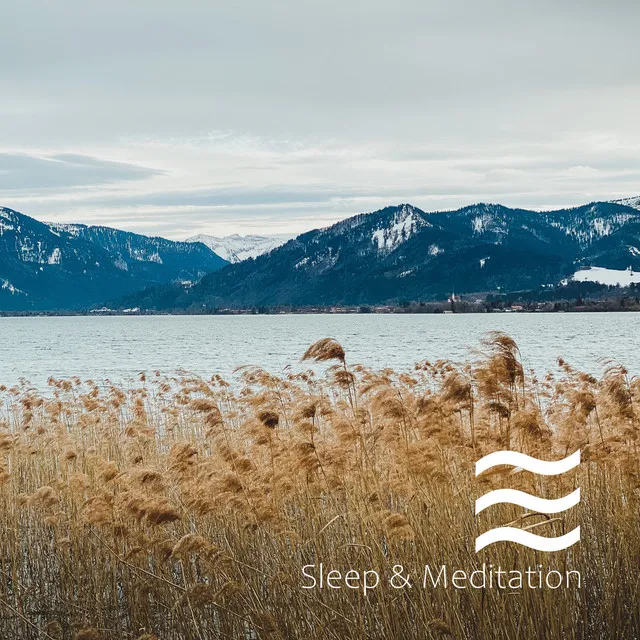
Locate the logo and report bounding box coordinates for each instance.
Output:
[475,450,581,552]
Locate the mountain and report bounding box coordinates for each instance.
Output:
[612,195,640,211]
[113,200,640,310]
[185,233,293,263]
[0,207,228,310]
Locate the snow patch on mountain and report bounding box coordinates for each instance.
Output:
[472,215,488,234]
[468,206,508,237]
[1,279,26,295]
[47,222,84,237]
[114,257,129,271]
[129,248,163,263]
[573,267,640,287]
[48,248,61,265]
[612,196,640,211]
[0,214,15,235]
[0,220,14,235]
[187,233,292,263]
[1,209,22,235]
[18,238,51,264]
[371,204,429,252]
[592,218,612,236]
[546,209,637,246]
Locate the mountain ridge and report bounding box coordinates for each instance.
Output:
[0,207,228,310]
[612,195,640,211]
[113,199,640,310]
[185,233,293,263]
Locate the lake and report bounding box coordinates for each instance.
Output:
[1,313,638,390]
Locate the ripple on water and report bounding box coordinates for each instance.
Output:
[0,313,638,390]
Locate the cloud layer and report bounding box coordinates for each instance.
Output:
[0,153,162,190]
[1,0,639,238]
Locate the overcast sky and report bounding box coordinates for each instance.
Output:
[1,0,639,239]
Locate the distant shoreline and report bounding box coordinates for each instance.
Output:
[2,302,640,318]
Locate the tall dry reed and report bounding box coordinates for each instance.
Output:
[0,332,638,639]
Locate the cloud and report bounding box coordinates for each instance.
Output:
[2,130,639,239]
[0,1,638,237]
[0,152,162,191]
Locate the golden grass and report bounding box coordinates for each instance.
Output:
[0,332,638,639]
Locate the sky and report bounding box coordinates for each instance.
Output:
[1,0,639,240]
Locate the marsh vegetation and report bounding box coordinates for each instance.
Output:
[0,333,638,639]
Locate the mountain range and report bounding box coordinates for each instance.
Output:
[114,199,640,311]
[0,207,228,310]
[3,199,640,312]
[185,233,292,263]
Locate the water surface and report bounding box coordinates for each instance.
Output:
[0,313,637,389]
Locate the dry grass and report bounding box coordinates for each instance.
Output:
[0,332,638,639]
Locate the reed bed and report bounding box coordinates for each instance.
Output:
[0,332,638,639]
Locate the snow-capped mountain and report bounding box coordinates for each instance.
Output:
[370,203,432,251]
[115,199,640,310]
[612,196,640,211]
[0,207,227,310]
[185,233,293,263]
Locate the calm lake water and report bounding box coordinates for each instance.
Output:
[0,313,638,389]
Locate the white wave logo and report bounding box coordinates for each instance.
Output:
[475,450,580,552]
